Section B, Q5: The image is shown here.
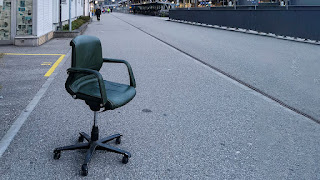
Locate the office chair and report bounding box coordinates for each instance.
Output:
[53,35,136,176]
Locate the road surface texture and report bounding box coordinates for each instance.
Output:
[0,13,319,179]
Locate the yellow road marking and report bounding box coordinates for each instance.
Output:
[44,55,65,77]
[2,53,66,77]
[41,62,52,65]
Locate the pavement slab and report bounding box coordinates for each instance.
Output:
[0,39,71,139]
[0,13,319,179]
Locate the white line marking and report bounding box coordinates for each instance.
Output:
[0,49,71,158]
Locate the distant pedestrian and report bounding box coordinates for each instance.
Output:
[107,8,110,13]
[133,6,136,14]
[110,7,113,13]
[95,7,102,21]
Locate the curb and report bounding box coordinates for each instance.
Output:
[54,22,89,38]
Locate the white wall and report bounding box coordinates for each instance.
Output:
[76,0,84,17]
[84,1,90,16]
[36,0,53,37]
[61,0,86,22]
[35,0,88,37]
[52,0,59,24]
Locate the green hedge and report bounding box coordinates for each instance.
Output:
[63,16,90,31]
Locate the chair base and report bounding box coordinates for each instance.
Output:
[53,129,131,176]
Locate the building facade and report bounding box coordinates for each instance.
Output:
[128,0,320,8]
[0,0,90,46]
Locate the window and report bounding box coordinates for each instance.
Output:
[0,0,11,40]
[16,0,33,35]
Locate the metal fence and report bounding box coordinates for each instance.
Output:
[169,6,320,41]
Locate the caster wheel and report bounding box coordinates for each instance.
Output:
[115,137,121,144]
[81,164,88,176]
[53,150,61,160]
[122,155,129,164]
[78,136,84,143]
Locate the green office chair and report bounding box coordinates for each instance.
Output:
[53,35,136,176]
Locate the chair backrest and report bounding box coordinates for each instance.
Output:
[70,35,103,70]
[66,35,103,96]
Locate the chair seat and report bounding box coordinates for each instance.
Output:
[74,78,136,110]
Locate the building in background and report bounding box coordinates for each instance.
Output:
[0,0,90,46]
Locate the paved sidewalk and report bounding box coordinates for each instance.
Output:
[0,13,319,179]
[0,38,72,140]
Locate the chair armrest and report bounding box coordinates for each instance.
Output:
[67,67,107,105]
[102,58,136,88]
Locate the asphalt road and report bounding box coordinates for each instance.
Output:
[0,39,71,139]
[0,13,319,179]
[113,13,320,123]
